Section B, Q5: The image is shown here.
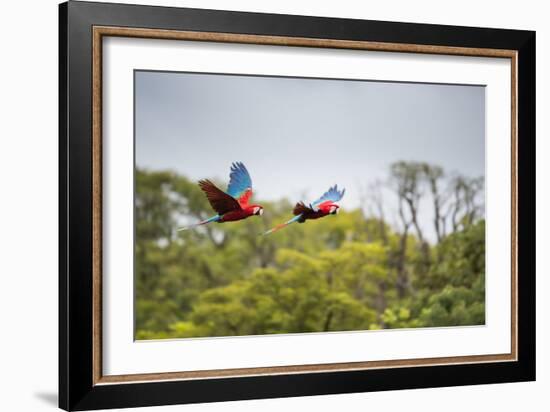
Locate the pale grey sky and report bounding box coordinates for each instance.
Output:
[135,70,485,241]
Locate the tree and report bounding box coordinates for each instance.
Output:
[421,163,446,243]
[134,165,486,339]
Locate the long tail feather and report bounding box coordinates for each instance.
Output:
[263,215,302,235]
[178,215,220,231]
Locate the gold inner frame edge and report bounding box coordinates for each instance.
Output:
[91,26,518,385]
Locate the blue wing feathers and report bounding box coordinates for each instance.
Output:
[226,162,252,198]
[311,184,345,208]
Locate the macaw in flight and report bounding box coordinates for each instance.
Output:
[264,185,345,235]
[178,162,264,231]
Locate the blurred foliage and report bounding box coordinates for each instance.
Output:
[135,164,485,340]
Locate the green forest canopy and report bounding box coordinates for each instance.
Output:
[135,161,485,339]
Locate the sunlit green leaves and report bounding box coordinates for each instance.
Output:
[135,168,485,339]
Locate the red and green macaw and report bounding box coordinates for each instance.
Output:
[264,185,345,235]
[178,162,263,231]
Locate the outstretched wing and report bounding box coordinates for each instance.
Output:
[311,185,346,210]
[293,201,313,216]
[199,179,241,215]
[227,162,253,207]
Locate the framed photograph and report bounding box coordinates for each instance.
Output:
[59,1,535,410]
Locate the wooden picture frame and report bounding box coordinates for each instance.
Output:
[59,1,535,410]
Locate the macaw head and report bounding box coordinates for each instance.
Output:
[250,205,264,216]
[319,201,340,215]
